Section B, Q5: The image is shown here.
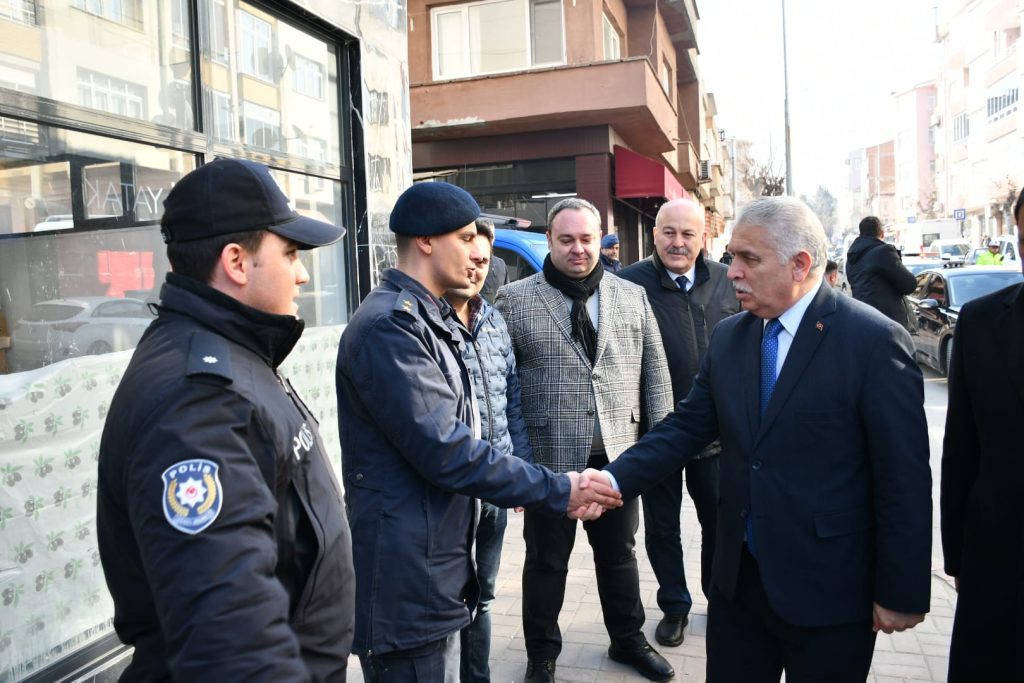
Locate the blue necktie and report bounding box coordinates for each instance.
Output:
[759,318,783,417]
[675,275,689,292]
[748,318,783,557]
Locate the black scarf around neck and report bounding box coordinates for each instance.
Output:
[543,254,603,363]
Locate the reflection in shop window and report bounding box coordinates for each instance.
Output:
[238,9,274,81]
[243,101,282,150]
[71,0,143,30]
[171,0,190,48]
[208,0,229,63]
[293,55,324,99]
[211,91,235,141]
[76,69,147,120]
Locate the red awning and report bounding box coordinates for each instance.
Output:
[614,145,686,201]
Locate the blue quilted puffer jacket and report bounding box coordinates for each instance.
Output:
[461,297,534,462]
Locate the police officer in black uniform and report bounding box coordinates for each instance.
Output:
[336,182,623,682]
[97,158,355,682]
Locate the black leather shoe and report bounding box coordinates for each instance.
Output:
[608,641,675,681]
[654,613,689,647]
[524,659,556,683]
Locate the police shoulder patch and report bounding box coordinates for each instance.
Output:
[161,459,223,535]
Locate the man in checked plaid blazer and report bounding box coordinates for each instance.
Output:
[496,198,675,683]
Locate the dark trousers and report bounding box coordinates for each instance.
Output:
[641,455,720,615]
[522,470,645,661]
[460,502,507,683]
[706,547,876,682]
[359,634,460,683]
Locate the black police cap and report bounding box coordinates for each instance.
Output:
[161,158,345,248]
[389,182,480,236]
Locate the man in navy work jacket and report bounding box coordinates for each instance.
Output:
[97,158,355,681]
[587,196,932,682]
[336,182,621,682]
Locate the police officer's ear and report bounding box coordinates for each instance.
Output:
[216,242,252,287]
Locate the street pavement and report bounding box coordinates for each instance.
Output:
[348,366,955,682]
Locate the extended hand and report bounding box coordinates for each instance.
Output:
[566,470,622,520]
[872,603,925,633]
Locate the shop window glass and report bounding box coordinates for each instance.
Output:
[1,0,194,130]
[199,0,340,164]
[0,124,195,679]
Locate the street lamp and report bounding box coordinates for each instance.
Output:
[782,0,793,196]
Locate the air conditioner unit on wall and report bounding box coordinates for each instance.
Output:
[698,160,711,182]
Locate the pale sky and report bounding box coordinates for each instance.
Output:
[699,0,940,199]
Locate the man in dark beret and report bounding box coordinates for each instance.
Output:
[336,182,623,682]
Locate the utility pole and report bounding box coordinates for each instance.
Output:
[782,0,793,196]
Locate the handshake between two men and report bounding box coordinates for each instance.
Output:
[564,468,621,520]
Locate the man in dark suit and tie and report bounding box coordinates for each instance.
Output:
[585,196,933,681]
[941,191,1024,682]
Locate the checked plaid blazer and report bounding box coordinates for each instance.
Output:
[495,272,673,473]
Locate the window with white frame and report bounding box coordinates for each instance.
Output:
[238,9,273,81]
[603,14,621,60]
[208,0,229,63]
[431,0,564,80]
[0,0,36,24]
[293,55,324,99]
[171,0,189,47]
[987,79,1018,123]
[211,90,234,141]
[242,100,282,150]
[952,112,969,144]
[71,0,142,29]
[76,68,146,120]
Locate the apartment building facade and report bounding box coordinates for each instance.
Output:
[407,0,726,264]
[893,81,938,222]
[0,1,410,679]
[846,141,896,227]
[934,0,1023,244]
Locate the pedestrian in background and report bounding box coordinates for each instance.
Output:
[446,218,534,683]
[496,198,675,683]
[845,215,917,330]
[975,238,1004,265]
[600,232,623,272]
[941,191,1024,681]
[618,197,739,649]
[825,259,840,288]
[97,158,355,681]
[479,251,509,302]
[592,196,932,681]
[336,183,621,683]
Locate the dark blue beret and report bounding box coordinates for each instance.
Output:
[390,183,481,236]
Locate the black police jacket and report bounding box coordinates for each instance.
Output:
[97,273,354,682]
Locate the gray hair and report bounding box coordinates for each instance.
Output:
[547,197,601,228]
[734,197,828,274]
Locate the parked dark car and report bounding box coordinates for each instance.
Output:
[907,266,1023,375]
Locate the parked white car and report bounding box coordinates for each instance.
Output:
[10,297,155,370]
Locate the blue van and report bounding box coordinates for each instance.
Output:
[493,228,549,282]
